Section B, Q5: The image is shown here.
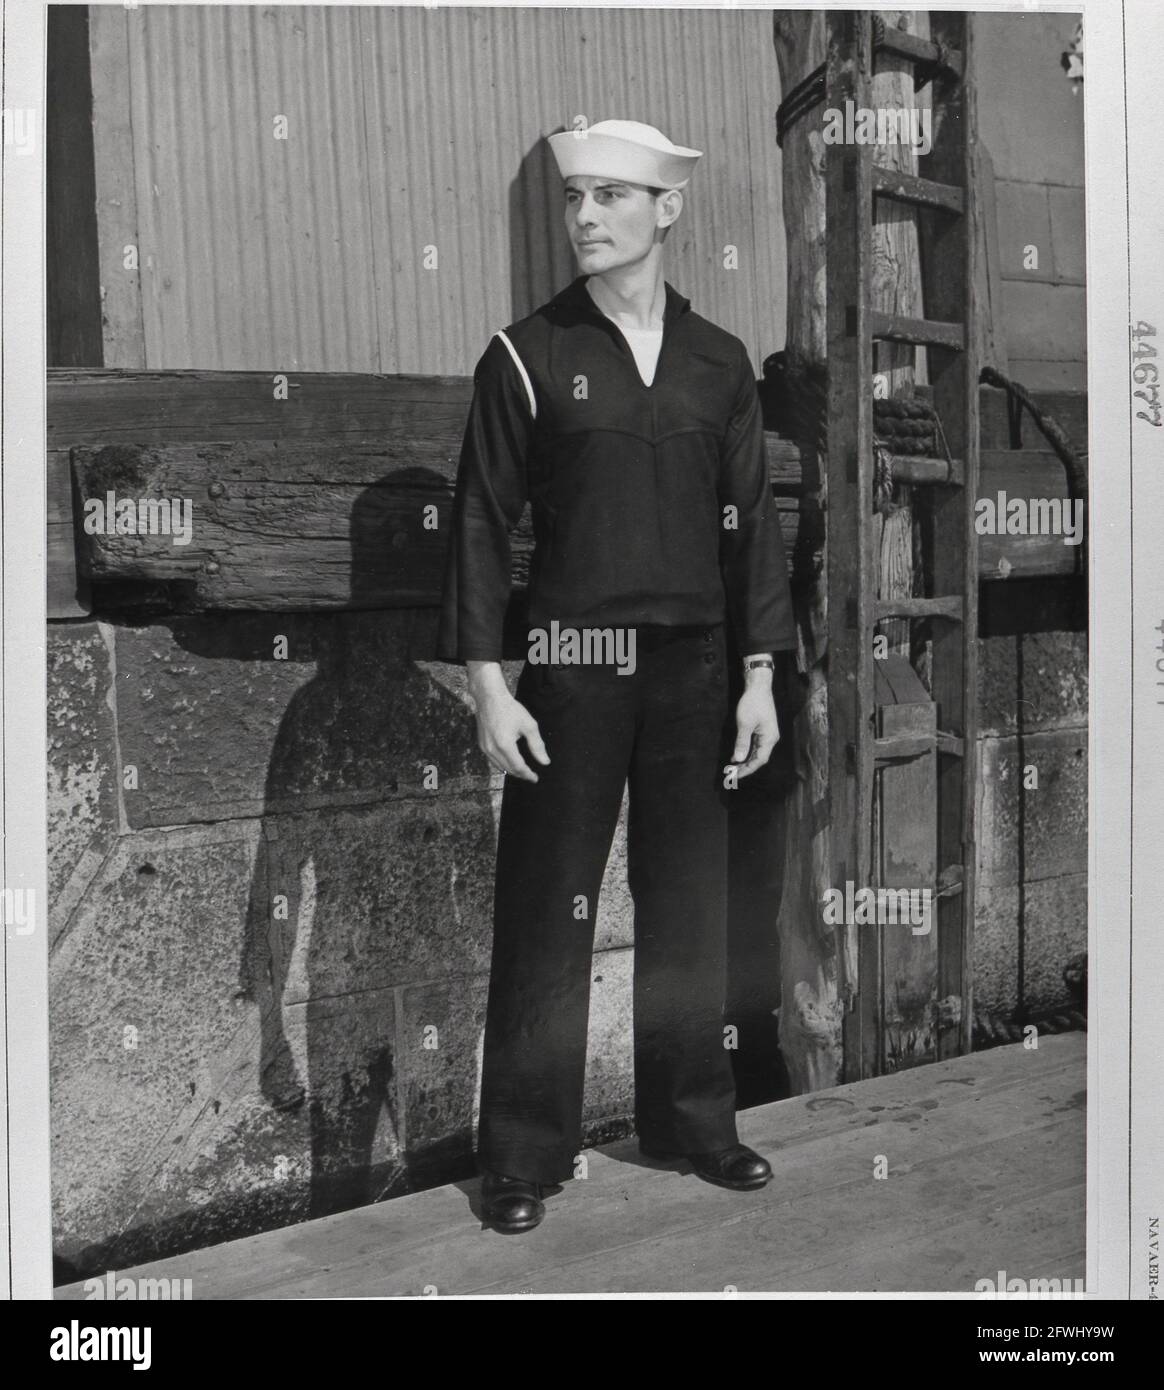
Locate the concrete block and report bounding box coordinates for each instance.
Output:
[266,794,496,1002]
[1048,185,1086,285]
[283,988,403,1218]
[979,628,1088,735]
[114,609,486,828]
[47,622,120,935]
[398,976,489,1175]
[49,819,411,1277]
[995,181,1053,281]
[50,820,268,1271]
[582,946,635,1133]
[978,730,1088,886]
[973,873,1087,1018]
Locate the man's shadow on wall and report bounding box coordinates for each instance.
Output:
[509,134,576,322]
[234,467,494,1220]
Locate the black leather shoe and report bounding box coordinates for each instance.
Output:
[480,1171,545,1232]
[640,1141,772,1191]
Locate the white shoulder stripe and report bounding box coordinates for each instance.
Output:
[494,329,537,419]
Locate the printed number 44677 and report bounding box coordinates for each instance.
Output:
[1132,322,1161,426]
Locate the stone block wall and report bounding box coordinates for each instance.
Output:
[47,607,639,1279]
[974,585,1089,1023]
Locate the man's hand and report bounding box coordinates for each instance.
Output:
[730,662,781,778]
[467,660,550,783]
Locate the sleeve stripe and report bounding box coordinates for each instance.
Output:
[493,329,537,420]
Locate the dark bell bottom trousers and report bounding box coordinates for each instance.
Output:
[476,623,740,1185]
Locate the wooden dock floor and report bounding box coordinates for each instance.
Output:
[56,1033,1085,1298]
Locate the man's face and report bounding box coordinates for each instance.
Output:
[564,175,669,274]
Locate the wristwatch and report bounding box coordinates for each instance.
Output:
[742,657,775,673]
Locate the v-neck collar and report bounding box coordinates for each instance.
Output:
[549,275,689,392]
[552,275,690,333]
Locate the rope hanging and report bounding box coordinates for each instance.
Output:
[979,365,1088,506]
[775,64,826,148]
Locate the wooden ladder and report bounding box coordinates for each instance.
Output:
[825,11,980,1078]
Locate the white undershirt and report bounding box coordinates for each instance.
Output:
[617,324,664,386]
[585,278,664,386]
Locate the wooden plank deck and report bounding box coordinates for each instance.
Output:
[55,1033,1085,1298]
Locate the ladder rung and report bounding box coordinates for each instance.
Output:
[873,733,932,762]
[872,168,964,214]
[870,312,965,350]
[873,731,965,763]
[884,455,952,485]
[874,596,963,622]
[875,29,964,82]
[863,871,964,905]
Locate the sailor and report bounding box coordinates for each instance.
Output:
[438,119,798,1232]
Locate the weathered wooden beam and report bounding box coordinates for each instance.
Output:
[51,373,1088,616]
[65,438,804,611]
[47,369,475,447]
[49,368,1087,461]
[977,449,1085,580]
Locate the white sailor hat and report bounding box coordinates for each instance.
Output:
[548,119,702,191]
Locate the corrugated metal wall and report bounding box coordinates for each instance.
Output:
[94,4,786,375]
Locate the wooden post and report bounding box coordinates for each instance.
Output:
[773,10,839,1092]
[772,9,930,1090]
